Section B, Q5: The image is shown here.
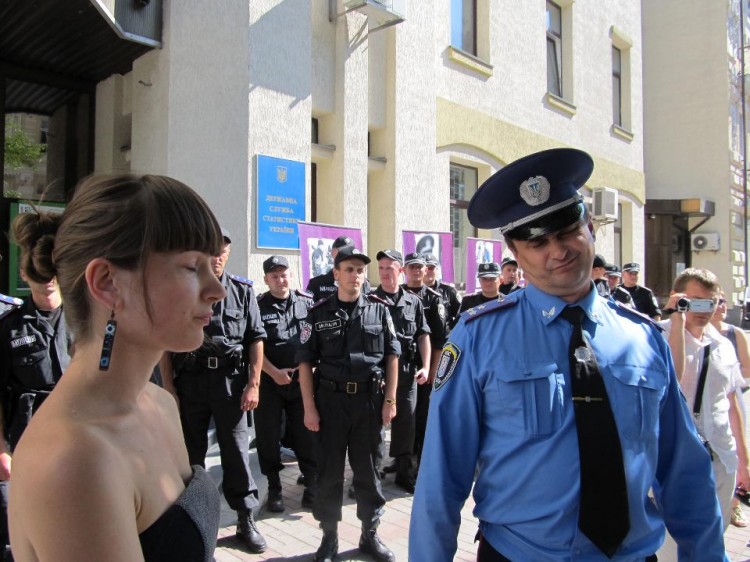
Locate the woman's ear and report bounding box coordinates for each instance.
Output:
[84,258,120,311]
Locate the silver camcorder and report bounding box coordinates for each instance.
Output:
[676,297,715,314]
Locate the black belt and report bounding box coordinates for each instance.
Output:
[318,378,371,394]
[198,356,237,370]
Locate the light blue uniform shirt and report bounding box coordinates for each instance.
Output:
[409,283,726,562]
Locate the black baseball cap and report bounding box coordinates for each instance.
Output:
[622,263,640,273]
[423,253,440,266]
[501,256,518,268]
[404,252,426,266]
[605,264,622,277]
[477,262,501,278]
[263,255,290,273]
[376,249,403,264]
[334,246,371,267]
[332,236,354,250]
[592,254,607,269]
[221,227,232,244]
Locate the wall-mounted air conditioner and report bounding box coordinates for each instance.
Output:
[591,187,618,222]
[691,232,720,252]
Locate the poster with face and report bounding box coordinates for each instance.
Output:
[402,230,454,283]
[465,237,503,294]
[297,222,363,289]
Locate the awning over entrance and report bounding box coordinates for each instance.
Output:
[1,0,162,115]
[645,198,715,218]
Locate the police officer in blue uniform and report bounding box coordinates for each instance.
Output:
[459,262,503,312]
[255,255,317,513]
[160,228,268,553]
[410,148,726,561]
[423,253,461,330]
[306,236,371,301]
[0,216,73,562]
[373,249,431,493]
[297,247,400,562]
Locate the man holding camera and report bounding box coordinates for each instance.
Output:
[661,268,750,530]
[256,255,317,513]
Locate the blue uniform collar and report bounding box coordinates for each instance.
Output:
[524,282,604,326]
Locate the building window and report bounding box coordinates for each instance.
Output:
[451,0,476,55]
[450,163,478,288]
[612,46,622,127]
[546,1,563,97]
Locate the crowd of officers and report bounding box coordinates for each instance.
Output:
[0,223,666,562]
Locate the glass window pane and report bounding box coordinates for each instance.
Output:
[451,0,475,54]
[547,38,561,96]
[546,1,561,36]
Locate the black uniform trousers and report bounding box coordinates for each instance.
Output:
[414,382,432,465]
[313,386,385,529]
[255,376,317,486]
[175,368,259,512]
[389,365,417,459]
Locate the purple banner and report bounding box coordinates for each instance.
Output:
[465,237,504,295]
[401,231,454,283]
[297,222,363,289]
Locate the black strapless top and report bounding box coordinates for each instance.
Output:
[138,465,220,562]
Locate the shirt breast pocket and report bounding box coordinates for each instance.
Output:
[604,364,664,441]
[363,324,384,354]
[11,347,52,389]
[401,312,416,337]
[319,328,345,357]
[223,308,245,338]
[491,363,565,438]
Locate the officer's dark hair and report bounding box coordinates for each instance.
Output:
[503,204,591,251]
[25,174,223,340]
[12,211,62,284]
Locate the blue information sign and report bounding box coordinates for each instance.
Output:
[256,155,306,249]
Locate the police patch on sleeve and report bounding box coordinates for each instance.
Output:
[300,321,312,344]
[387,315,396,338]
[434,342,461,391]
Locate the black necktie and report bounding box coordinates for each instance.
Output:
[559,306,630,557]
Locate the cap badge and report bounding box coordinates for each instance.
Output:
[519,176,551,207]
[352,249,360,255]
[272,257,278,264]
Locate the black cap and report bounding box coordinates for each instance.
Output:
[263,255,290,273]
[605,263,621,277]
[592,254,607,269]
[423,253,440,266]
[334,246,371,267]
[477,262,501,278]
[221,227,232,244]
[501,256,518,268]
[622,262,640,273]
[332,236,354,250]
[404,252,426,266]
[468,148,594,240]
[376,249,403,264]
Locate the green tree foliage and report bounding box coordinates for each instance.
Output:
[4,126,44,170]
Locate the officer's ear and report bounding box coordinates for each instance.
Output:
[84,258,122,312]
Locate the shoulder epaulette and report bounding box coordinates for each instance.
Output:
[367,293,389,306]
[311,296,332,309]
[229,274,254,287]
[0,294,23,321]
[425,286,441,298]
[465,296,518,323]
[440,282,456,289]
[296,289,314,299]
[612,301,664,332]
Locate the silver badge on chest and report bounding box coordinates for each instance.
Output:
[574,346,593,362]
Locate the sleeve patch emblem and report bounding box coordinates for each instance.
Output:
[300,321,312,344]
[434,342,461,391]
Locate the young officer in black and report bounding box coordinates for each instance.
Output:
[499,256,523,295]
[160,229,268,553]
[297,247,400,562]
[459,262,503,312]
[621,262,662,319]
[401,252,448,467]
[423,253,461,330]
[374,250,431,493]
[255,255,317,513]
[0,215,73,560]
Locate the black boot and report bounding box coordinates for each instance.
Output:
[359,527,395,562]
[265,473,284,513]
[380,458,398,477]
[314,530,338,562]
[236,509,267,553]
[394,455,416,493]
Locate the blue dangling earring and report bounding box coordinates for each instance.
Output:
[99,311,117,371]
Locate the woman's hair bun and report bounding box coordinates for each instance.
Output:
[12,212,62,284]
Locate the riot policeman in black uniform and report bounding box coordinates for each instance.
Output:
[160,228,268,553]
[401,252,447,467]
[255,255,317,513]
[298,247,400,562]
[620,262,661,319]
[0,213,73,561]
[373,249,431,493]
[459,262,503,312]
[499,256,523,295]
[605,263,635,307]
[306,236,371,301]
[423,253,461,330]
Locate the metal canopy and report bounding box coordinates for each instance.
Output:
[1,0,162,115]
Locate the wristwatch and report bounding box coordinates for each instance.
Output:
[385,398,396,406]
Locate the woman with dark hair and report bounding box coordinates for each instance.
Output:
[0,212,73,558]
[7,175,225,562]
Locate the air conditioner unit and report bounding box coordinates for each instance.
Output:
[691,232,720,252]
[591,187,618,222]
